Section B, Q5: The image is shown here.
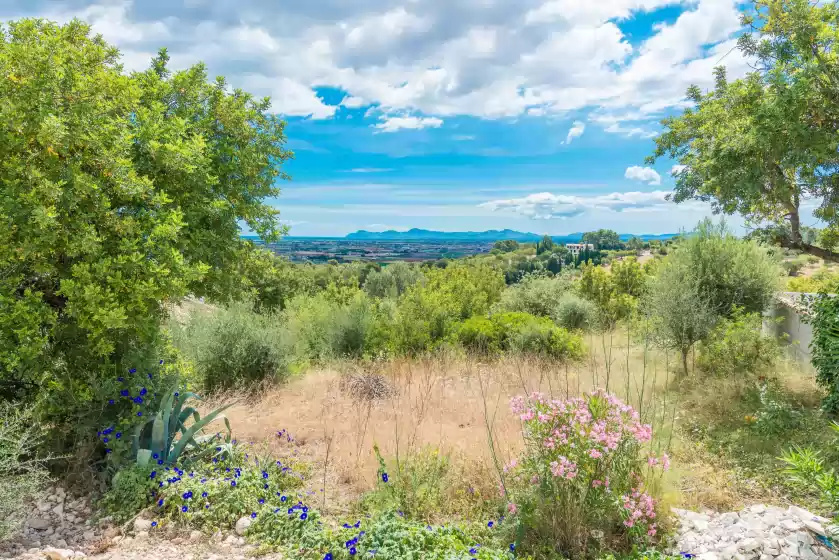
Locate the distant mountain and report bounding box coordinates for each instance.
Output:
[344,228,677,243]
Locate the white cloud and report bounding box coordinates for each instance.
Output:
[605,123,657,138]
[17,0,752,128]
[671,164,687,175]
[480,190,678,219]
[624,166,662,185]
[373,115,443,133]
[564,121,586,144]
[345,167,394,173]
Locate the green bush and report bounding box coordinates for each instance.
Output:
[493,273,572,318]
[782,425,839,519]
[551,293,598,330]
[455,312,583,360]
[697,308,781,380]
[807,293,839,412]
[174,302,295,391]
[0,403,50,540]
[363,262,425,299]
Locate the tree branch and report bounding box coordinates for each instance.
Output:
[777,238,839,263]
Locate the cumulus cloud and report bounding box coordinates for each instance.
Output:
[345,167,394,173]
[564,121,585,144]
[670,164,687,175]
[480,190,676,219]
[624,166,662,185]
[373,115,444,133]
[6,0,750,128]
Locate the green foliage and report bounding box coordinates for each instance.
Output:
[582,230,623,251]
[552,293,599,331]
[536,235,555,255]
[697,308,781,380]
[173,302,296,391]
[787,267,839,293]
[807,293,839,411]
[363,262,425,299]
[782,429,839,518]
[671,220,780,317]
[130,384,233,468]
[578,262,641,328]
[493,273,573,319]
[456,312,583,360]
[648,0,839,258]
[645,250,717,376]
[492,240,520,253]
[0,403,49,540]
[99,464,158,523]
[0,20,291,442]
[506,391,666,558]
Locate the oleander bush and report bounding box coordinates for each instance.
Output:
[504,390,668,558]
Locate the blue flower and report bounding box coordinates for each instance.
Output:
[470,548,477,555]
[159,360,164,364]
[258,498,265,504]
[487,520,494,528]
[108,399,114,405]
[105,448,112,453]
[115,432,121,439]
[148,373,153,379]
[150,471,156,479]
[120,390,129,397]
[231,481,237,487]
[202,492,208,498]
[300,512,308,520]
[133,397,143,404]
[381,473,388,483]
[153,453,159,459]
[103,437,109,443]
[151,521,157,527]
[262,471,269,479]
[263,484,269,489]
[324,554,333,560]
[281,496,287,502]
[117,377,124,382]
[137,412,143,417]
[158,460,164,465]
[251,512,257,519]
[140,388,147,396]
[349,547,356,556]
[181,505,188,512]
[510,543,516,552]
[182,491,192,500]
[157,499,164,507]
[129,368,137,373]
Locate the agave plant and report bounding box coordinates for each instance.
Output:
[131,383,235,467]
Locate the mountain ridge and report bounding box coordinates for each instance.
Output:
[344,228,677,242]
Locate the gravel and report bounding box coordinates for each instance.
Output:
[673,504,838,560]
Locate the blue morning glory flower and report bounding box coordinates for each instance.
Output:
[382,473,388,483]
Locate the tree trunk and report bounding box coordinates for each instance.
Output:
[680,348,690,378]
[780,202,839,263]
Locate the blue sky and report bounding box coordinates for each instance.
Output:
[6,0,814,237]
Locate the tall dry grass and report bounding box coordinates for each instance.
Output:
[217,330,677,515]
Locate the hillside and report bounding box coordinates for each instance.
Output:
[344,228,678,242]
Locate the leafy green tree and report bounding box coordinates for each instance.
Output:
[627,236,643,254]
[363,262,425,299]
[611,257,646,298]
[492,239,520,253]
[0,20,291,396]
[536,235,555,255]
[582,230,622,250]
[648,0,839,261]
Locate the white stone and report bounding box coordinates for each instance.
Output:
[189,530,203,542]
[133,519,152,533]
[82,531,94,541]
[234,516,252,536]
[135,531,149,540]
[52,503,64,517]
[803,520,827,538]
[740,538,762,553]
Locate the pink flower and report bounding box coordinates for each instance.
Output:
[589,449,603,459]
[662,453,671,471]
[507,502,518,515]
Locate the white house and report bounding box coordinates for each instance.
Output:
[566,243,594,257]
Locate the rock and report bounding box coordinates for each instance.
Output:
[133,518,153,533]
[82,531,95,541]
[223,535,238,545]
[52,503,65,517]
[234,516,252,536]
[189,530,203,542]
[740,538,762,553]
[135,531,149,540]
[803,520,827,538]
[27,517,50,530]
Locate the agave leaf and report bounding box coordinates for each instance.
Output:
[170,404,235,463]
[151,411,167,461]
[169,392,201,445]
[136,448,152,467]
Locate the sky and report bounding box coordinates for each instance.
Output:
[3,0,820,237]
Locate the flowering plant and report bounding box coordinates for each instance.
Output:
[504,390,668,557]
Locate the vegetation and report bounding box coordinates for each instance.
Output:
[4,5,839,559]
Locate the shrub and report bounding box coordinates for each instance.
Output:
[493,273,573,318]
[807,293,839,411]
[505,391,667,557]
[697,308,781,380]
[363,262,425,299]
[455,312,583,360]
[787,267,839,293]
[174,302,295,391]
[0,404,50,540]
[782,425,839,519]
[552,293,598,331]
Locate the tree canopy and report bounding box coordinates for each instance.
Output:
[648,0,839,260]
[0,19,292,384]
[582,229,622,250]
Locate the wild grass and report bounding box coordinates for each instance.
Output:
[208,326,828,528]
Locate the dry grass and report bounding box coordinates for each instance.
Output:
[206,329,822,517]
[216,331,678,514]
